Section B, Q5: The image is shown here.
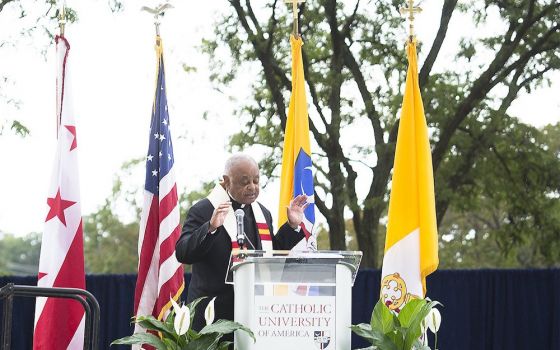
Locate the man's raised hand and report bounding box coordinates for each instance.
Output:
[287,194,309,230]
[209,201,231,233]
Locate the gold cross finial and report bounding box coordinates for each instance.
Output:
[400,0,422,41]
[284,0,305,37]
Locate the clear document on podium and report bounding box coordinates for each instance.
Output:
[225,250,362,286]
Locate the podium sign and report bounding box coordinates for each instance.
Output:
[254,293,336,346]
[227,250,361,350]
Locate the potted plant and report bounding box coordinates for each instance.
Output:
[112,297,255,350]
[351,298,442,350]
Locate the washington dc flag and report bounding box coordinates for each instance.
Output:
[380,40,439,312]
[278,35,316,250]
[34,35,86,349]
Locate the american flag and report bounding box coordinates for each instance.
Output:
[34,35,86,350]
[133,37,184,338]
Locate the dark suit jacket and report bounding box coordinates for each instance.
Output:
[175,198,304,331]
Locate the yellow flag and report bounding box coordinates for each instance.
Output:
[278,35,315,240]
[380,41,439,312]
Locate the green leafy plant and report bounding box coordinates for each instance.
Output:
[111,297,255,350]
[351,298,442,350]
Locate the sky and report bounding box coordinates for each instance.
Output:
[0,0,558,237]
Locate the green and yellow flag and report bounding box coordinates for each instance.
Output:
[380,40,439,312]
[278,35,315,247]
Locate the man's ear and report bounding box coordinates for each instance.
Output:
[222,175,230,189]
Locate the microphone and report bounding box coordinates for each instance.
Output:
[234,209,245,249]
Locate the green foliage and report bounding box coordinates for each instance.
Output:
[82,161,213,274]
[111,297,255,350]
[82,159,142,273]
[316,219,385,258]
[437,122,560,268]
[0,0,121,139]
[0,159,217,275]
[203,0,560,267]
[0,232,41,275]
[83,200,139,273]
[178,181,214,223]
[351,299,441,350]
[83,160,216,273]
[9,120,29,136]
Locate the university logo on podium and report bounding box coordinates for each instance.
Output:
[314,330,331,349]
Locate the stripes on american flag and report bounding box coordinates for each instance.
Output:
[133,37,184,340]
[33,35,86,350]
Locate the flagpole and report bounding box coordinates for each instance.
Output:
[399,0,422,42]
[134,5,185,340]
[58,1,66,37]
[285,0,305,38]
[56,1,66,134]
[35,6,87,348]
[141,2,174,38]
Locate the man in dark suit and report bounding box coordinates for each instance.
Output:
[175,154,308,333]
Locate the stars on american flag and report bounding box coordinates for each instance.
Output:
[144,62,175,195]
[153,132,167,141]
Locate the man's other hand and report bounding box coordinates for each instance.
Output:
[209,201,231,232]
[287,194,309,229]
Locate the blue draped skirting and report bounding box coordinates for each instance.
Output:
[1,269,559,349]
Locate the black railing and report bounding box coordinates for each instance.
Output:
[0,284,100,350]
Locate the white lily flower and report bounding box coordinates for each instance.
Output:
[205,297,216,325]
[170,297,190,335]
[425,308,442,333]
[420,318,428,334]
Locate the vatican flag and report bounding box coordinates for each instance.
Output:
[380,40,439,313]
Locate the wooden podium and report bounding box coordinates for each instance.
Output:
[226,250,362,350]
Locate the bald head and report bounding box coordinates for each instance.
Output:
[224,154,258,177]
[222,154,260,204]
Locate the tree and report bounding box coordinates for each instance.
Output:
[0,0,74,136]
[0,0,120,137]
[202,0,560,267]
[80,158,145,273]
[83,201,140,274]
[0,232,41,275]
[438,122,560,268]
[0,158,212,275]
[82,160,213,273]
